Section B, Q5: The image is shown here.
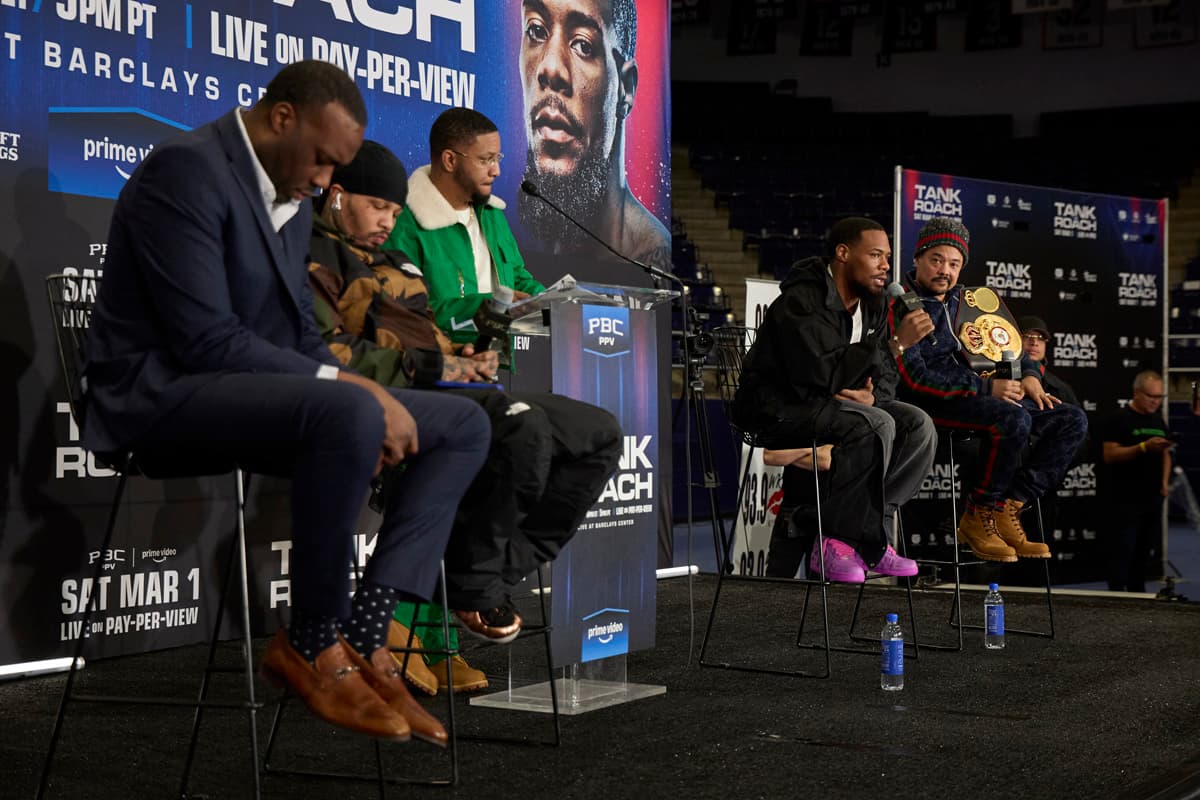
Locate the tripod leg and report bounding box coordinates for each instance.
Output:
[690,376,732,572]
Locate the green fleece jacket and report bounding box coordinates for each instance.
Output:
[385,165,545,344]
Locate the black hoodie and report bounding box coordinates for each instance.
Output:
[733,257,898,438]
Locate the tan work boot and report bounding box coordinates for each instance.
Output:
[995,499,1052,558]
[957,504,1018,562]
[429,654,489,693]
[386,620,438,696]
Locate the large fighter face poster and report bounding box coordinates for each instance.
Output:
[0,0,671,664]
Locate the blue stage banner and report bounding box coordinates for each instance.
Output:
[896,167,1166,584]
[550,301,658,665]
[0,1,672,665]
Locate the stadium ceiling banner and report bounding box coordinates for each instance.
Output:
[0,0,672,666]
[895,167,1167,584]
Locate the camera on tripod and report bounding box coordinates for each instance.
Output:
[683,306,713,365]
[686,330,715,362]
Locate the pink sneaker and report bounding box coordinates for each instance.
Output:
[872,545,918,577]
[809,537,866,583]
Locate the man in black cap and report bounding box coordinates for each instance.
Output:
[891,217,1088,563]
[1018,315,1080,407]
[308,140,622,694]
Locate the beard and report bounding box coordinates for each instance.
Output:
[518,145,614,254]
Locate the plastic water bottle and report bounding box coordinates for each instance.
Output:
[880,613,904,691]
[985,583,1005,649]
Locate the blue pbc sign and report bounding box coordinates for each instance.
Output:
[582,305,630,357]
[48,108,188,200]
[580,607,629,662]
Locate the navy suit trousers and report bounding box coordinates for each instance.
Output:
[129,374,490,620]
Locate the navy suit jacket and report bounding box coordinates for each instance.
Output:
[83,109,340,454]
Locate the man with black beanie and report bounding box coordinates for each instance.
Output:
[308,140,621,693]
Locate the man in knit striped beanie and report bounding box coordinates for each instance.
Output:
[892,216,1088,565]
[913,216,970,266]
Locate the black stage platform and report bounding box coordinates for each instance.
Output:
[5,577,1199,799]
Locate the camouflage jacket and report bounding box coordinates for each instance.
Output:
[307,217,453,388]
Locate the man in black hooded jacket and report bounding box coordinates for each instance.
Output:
[733,217,937,582]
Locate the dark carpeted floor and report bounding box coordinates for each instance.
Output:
[5,577,1200,799]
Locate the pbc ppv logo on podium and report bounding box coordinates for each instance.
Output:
[583,305,631,358]
[581,607,629,662]
[48,108,188,200]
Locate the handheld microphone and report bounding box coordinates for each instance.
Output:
[473,284,514,353]
[519,180,677,285]
[886,281,937,346]
[999,349,1021,381]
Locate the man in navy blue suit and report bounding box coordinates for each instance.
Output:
[83,60,489,745]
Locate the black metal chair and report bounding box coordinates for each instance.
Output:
[698,325,921,679]
[917,428,1055,651]
[38,273,262,799]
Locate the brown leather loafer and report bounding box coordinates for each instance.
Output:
[340,636,449,748]
[385,621,438,696]
[453,606,523,644]
[260,629,409,741]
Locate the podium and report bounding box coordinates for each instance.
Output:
[471,282,675,714]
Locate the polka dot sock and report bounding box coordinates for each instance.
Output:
[338,581,400,659]
[288,610,339,664]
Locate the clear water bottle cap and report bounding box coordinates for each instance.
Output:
[988,583,999,591]
[886,613,898,623]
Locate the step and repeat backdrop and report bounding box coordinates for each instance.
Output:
[734,169,1165,586]
[0,0,671,666]
[897,168,1166,585]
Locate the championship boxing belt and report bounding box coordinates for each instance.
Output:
[953,286,1023,373]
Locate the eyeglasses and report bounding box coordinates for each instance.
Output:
[451,150,503,168]
[1136,389,1168,400]
[1023,333,1048,342]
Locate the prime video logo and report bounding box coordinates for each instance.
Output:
[580,607,630,662]
[48,108,188,200]
[83,136,154,180]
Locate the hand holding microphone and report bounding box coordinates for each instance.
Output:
[984,349,1023,406]
[471,284,515,372]
[473,284,515,352]
[885,281,935,348]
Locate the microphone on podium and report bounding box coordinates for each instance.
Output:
[519,180,677,285]
[886,281,937,347]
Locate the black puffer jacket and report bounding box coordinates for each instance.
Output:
[733,257,896,437]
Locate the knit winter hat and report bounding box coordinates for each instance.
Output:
[330,140,409,208]
[913,217,970,265]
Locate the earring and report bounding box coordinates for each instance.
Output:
[332,194,342,212]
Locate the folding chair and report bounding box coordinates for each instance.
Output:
[37,274,262,799]
[698,326,921,679]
